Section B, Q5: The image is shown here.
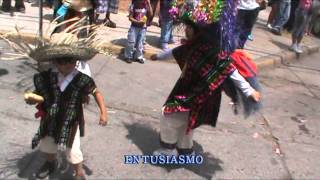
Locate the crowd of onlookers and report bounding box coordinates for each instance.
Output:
[1,0,320,58]
[236,0,320,54]
[265,0,320,53]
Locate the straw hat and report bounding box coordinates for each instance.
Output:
[29,44,98,62]
[0,17,107,62]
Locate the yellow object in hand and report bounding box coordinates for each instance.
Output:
[143,16,147,22]
[24,92,44,103]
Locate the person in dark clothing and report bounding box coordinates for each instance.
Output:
[267,0,280,28]
[284,0,300,31]
[236,0,262,48]
[146,0,160,26]
[1,0,25,12]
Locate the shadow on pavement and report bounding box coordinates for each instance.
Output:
[13,150,93,179]
[111,35,161,50]
[256,18,268,28]
[0,68,9,77]
[123,122,224,179]
[111,38,127,48]
[145,35,160,49]
[270,39,290,50]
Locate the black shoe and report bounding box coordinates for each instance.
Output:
[36,160,57,179]
[105,19,116,28]
[15,7,25,13]
[125,58,133,64]
[1,6,11,12]
[136,57,145,64]
[177,148,195,155]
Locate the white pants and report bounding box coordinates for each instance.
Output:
[160,112,194,149]
[39,127,83,164]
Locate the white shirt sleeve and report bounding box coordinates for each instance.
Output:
[156,49,174,60]
[230,69,255,97]
[76,61,92,77]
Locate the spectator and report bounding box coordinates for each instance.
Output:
[147,0,160,26]
[1,0,25,12]
[143,0,160,47]
[54,0,96,36]
[307,0,320,35]
[267,0,280,29]
[124,0,152,64]
[96,0,119,28]
[284,0,300,32]
[271,0,292,35]
[52,0,62,18]
[290,0,313,53]
[159,0,175,50]
[236,0,262,48]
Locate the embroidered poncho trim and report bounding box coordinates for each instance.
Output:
[31,69,96,149]
[163,40,235,132]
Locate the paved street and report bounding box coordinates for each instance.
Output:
[0,2,319,67]
[0,38,320,179]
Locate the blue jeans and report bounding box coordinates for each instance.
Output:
[124,25,146,59]
[292,7,311,39]
[160,0,174,44]
[273,0,291,30]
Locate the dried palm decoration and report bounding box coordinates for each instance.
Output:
[0,16,111,62]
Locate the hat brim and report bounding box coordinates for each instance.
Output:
[29,45,98,62]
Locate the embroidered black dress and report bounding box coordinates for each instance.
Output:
[162,37,236,133]
[31,69,96,149]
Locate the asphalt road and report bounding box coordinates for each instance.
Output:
[0,39,319,179]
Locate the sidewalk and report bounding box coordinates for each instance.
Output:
[0,2,319,68]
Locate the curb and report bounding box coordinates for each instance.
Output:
[1,31,319,70]
[255,45,320,70]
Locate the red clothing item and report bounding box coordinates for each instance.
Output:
[230,49,258,78]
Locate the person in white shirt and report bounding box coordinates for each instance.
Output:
[236,0,263,48]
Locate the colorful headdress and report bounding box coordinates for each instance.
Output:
[170,0,225,24]
[170,0,239,53]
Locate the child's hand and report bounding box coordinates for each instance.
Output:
[250,90,262,102]
[99,112,108,126]
[131,20,145,27]
[150,54,158,61]
[24,92,44,105]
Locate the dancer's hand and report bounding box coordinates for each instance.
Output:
[99,112,108,126]
[251,90,261,102]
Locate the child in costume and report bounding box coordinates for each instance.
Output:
[25,52,108,180]
[19,30,109,179]
[124,0,153,64]
[151,0,262,156]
